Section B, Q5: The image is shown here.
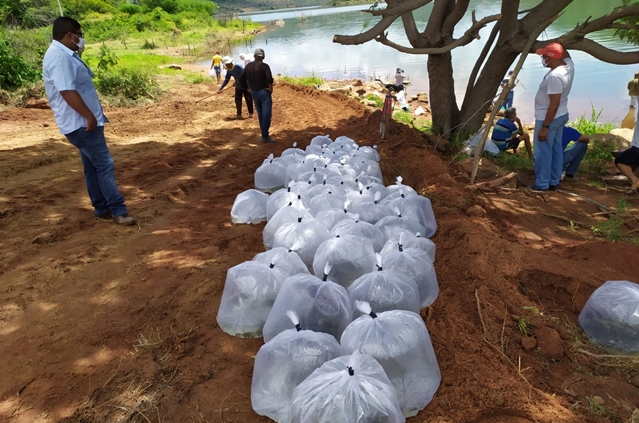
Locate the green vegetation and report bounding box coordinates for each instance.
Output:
[591,198,631,241]
[279,72,323,87]
[392,109,412,125]
[567,105,616,136]
[491,151,534,171]
[364,93,382,108]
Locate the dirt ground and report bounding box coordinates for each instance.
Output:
[1,78,639,423]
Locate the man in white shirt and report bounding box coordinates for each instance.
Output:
[531,42,574,191]
[43,17,135,225]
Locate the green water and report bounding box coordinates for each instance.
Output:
[218,1,638,124]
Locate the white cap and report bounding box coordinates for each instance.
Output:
[222,56,233,65]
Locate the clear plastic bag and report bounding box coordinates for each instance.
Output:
[216,259,291,338]
[262,267,352,342]
[375,209,427,240]
[330,215,385,253]
[230,189,269,224]
[272,216,331,267]
[308,191,347,216]
[340,302,441,417]
[291,352,405,423]
[263,203,312,249]
[385,176,418,199]
[347,191,394,225]
[310,135,333,147]
[252,311,343,423]
[382,244,439,308]
[382,194,437,238]
[252,247,309,277]
[348,254,420,319]
[266,184,307,221]
[578,280,639,355]
[254,154,287,192]
[312,234,376,289]
[350,159,383,181]
[381,231,436,263]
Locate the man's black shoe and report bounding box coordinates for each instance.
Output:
[95,211,112,220]
[549,185,559,191]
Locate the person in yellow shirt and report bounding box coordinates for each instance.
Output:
[211,51,223,83]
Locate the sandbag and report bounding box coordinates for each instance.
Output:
[341,302,441,417]
[290,352,405,423]
[382,243,439,308]
[579,280,639,354]
[252,311,343,423]
[254,153,287,192]
[230,189,268,224]
[216,259,291,338]
[312,234,376,289]
[262,265,352,342]
[348,254,420,319]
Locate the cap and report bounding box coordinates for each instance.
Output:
[535,42,565,59]
[254,48,265,58]
[223,56,233,65]
[215,51,220,54]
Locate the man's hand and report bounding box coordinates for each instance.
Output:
[538,127,549,141]
[60,90,97,132]
[85,115,97,132]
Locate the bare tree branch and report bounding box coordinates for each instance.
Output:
[375,13,502,54]
[401,12,423,48]
[520,0,573,34]
[333,0,433,45]
[442,0,471,35]
[498,0,520,40]
[531,38,639,65]
[466,21,501,98]
[360,0,433,17]
[426,0,455,42]
[568,4,639,34]
[610,23,639,30]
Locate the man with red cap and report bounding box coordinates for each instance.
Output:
[530,42,574,191]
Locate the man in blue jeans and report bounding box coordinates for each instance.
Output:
[42,17,135,225]
[531,43,574,191]
[239,48,275,143]
[561,127,590,179]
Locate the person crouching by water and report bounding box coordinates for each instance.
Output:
[217,56,253,120]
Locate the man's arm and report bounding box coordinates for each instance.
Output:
[218,71,232,92]
[538,93,561,141]
[265,64,274,93]
[60,90,97,131]
[514,117,524,133]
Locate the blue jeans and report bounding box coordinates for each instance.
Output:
[533,114,569,189]
[65,126,128,217]
[563,142,588,175]
[503,91,514,109]
[251,89,272,139]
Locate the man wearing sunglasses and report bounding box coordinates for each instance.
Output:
[42,17,136,226]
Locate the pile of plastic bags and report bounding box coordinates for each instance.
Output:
[217,135,442,421]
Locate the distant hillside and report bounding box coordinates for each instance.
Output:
[215,0,365,13]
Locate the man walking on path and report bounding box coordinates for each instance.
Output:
[628,72,639,109]
[217,57,253,119]
[211,51,223,83]
[239,48,275,143]
[531,42,574,192]
[43,17,136,226]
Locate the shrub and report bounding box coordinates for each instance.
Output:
[364,93,383,108]
[568,106,616,136]
[118,3,143,14]
[96,67,159,101]
[141,39,159,49]
[0,40,41,90]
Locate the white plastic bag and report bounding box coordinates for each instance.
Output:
[381,231,436,263]
[464,127,500,156]
[263,202,312,249]
[230,189,269,224]
[312,234,376,289]
[375,208,427,240]
[385,176,418,199]
[291,353,405,423]
[262,265,352,342]
[347,191,394,224]
[310,135,333,147]
[579,280,639,354]
[381,195,436,238]
[330,214,386,252]
[272,216,331,267]
[216,259,291,338]
[252,246,309,277]
[348,254,420,319]
[266,183,307,221]
[254,154,287,192]
[208,68,216,78]
[252,311,343,423]
[382,243,439,308]
[341,302,441,417]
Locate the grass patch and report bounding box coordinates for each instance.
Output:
[491,151,534,171]
[185,72,209,84]
[364,93,383,108]
[591,198,629,241]
[568,105,616,135]
[279,72,323,87]
[393,109,412,125]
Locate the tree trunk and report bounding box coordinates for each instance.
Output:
[428,52,459,136]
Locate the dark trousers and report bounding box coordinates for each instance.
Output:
[235,88,253,116]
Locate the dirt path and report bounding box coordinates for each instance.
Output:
[1,80,638,423]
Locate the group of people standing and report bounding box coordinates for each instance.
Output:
[491,42,639,194]
[211,49,275,143]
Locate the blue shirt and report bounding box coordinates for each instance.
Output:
[43,41,107,135]
[219,63,245,91]
[562,127,582,150]
[491,118,519,143]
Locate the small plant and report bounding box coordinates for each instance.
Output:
[95,44,119,76]
[279,71,323,87]
[393,109,412,125]
[591,197,628,241]
[96,67,159,101]
[491,150,534,171]
[141,39,159,49]
[522,305,541,315]
[512,315,535,336]
[187,73,208,84]
[364,93,383,108]
[568,105,616,135]
[582,141,616,175]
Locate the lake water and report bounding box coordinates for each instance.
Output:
[214,1,639,125]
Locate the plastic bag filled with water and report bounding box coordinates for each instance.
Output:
[375,206,427,240]
[312,234,376,289]
[330,214,385,252]
[382,194,437,238]
[230,189,269,224]
[579,280,639,355]
[348,254,420,319]
[382,242,439,308]
[381,231,436,263]
[341,302,441,417]
[263,265,352,342]
[252,311,343,423]
[216,258,291,338]
[255,153,287,192]
[385,176,418,200]
[266,182,307,221]
[263,202,312,249]
[347,191,394,225]
[291,352,405,423]
[272,216,331,267]
[252,246,309,277]
[310,135,333,147]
